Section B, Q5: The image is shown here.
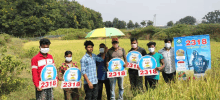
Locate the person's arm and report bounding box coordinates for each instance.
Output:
[155,55,165,71]
[58,67,64,81]
[122,48,128,68]
[80,59,93,89]
[142,49,147,56]
[106,50,110,68]
[31,58,41,91]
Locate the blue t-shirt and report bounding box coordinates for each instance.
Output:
[145,52,164,80]
[96,53,108,80]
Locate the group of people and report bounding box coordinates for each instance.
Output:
[31,37,176,100]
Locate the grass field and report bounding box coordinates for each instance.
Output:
[5,39,220,100]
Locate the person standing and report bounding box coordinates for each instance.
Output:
[145,42,165,91]
[58,51,80,100]
[106,37,127,100]
[97,43,110,100]
[128,38,147,96]
[158,38,176,83]
[80,40,107,100]
[31,38,55,100]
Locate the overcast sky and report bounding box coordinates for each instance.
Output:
[77,0,220,26]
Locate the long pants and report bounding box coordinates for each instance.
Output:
[84,84,98,100]
[145,78,158,91]
[36,88,53,100]
[128,69,143,96]
[63,88,79,100]
[109,77,124,100]
[162,71,176,83]
[98,80,110,100]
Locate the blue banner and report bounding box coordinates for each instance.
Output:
[174,34,211,78]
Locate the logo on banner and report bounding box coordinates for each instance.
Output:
[126,51,142,70]
[138,56,158,76]
[40,64,57,89]
[107,58,126,78]
[61,68,81,88]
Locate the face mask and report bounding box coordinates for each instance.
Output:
[148,48,155,53]
[67,64,72,67]
[165,43,171,48]
[99,48,105,53]
[131,44,137,49]
[113,44,119,48]
[40,47,49,54]
[65,57,72,62]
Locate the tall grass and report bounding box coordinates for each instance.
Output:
[4,39,220,100]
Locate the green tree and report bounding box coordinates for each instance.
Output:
[167,21,174,26]
[104,21,113,27]
[134,22,140,28]
[203,10,220,23]
[127,20,134,29]
[178,16,196,25]
[147,20,154,26]
[113,17,119,28]
[140,21,146,27]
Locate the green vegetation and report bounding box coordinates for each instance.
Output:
[0,0,103,37]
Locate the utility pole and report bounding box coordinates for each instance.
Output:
[153,14,156,26]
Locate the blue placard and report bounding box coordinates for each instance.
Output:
[174,34,211,77]
[63,68,81,82]
[138,56,157,70]
[126,51,142,64]
[40,64,57,82]
[108,58,125,72]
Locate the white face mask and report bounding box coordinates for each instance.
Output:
[40,47,49,54]
[148,48,155,53]
[65,57,72,62]
[165,43,171,48]
[131,44,137,49]
[99,48,105,53]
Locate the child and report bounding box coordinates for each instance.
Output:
[145,42,165,91]
[58,51,79,100]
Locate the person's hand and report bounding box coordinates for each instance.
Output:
[37,87,42,91]
[106,63,109,68]
[104,47,108,53]
[123,63,128,68]
[137,66,141,70]
[155,67,163,71]
[88,82,93,89]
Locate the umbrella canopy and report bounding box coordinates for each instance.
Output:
[85,27,125,38]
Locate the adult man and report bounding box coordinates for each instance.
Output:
[106,37,127,100]
[31,38,55,100]
[158,38,176,83]
[128,38,147,96]
[80,40,107,100]
[97,43,110,100]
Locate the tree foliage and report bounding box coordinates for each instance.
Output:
[134,22,140,28]
[147,20,154,26]
[177,16,196,25]
[0,0,103,37]
[203,10,220,23]
[127,20,134,29]
[140,21,146,27]
[167,21,174,26]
